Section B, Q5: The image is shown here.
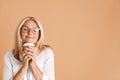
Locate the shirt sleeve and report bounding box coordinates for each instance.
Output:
[3,52,13,80]
[42,48,55,80]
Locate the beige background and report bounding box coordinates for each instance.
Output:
[0,0,120,80]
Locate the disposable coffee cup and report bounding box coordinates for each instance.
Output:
[20,43,35,61]
[23,43,35,47]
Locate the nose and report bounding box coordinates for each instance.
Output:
[28,29,33,35]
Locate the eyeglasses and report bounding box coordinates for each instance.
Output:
[21,26,40,34]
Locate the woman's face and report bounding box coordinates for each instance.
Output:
[20,20,40,44]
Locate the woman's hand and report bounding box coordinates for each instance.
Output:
[22,46,38,67]
[13,47,36,80]
[22,46,43,80]
[21,48,31,70]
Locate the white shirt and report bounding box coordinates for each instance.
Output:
[3,48,55,80]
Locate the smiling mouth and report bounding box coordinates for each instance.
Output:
[26,36,33,38]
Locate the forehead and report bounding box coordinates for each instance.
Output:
[23,20,38,28]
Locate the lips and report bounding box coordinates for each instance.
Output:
[26,36,33,39]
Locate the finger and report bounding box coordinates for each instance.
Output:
[26,47,38,52]
[25,52,35,60]
[22,51,27,57]
[24,48,34,54]
[23,49,32,56]
[23,55,28,61]
[23,55,32,63]
[23,50,36,60]
[23,53,26,57]
[27,52,35,59]
[25,46,34,50]
[27,57,31,61]
[27,52,34,56]
[23,48,37,59]
[27,46,35,49]
[23,55,30,60]
[27,55,34,60]
[22,47,27,52]
[22,48,28,54]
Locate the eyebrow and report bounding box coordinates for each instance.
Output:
[22,25,38,28]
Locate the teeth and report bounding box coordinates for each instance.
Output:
[23,43,35,47]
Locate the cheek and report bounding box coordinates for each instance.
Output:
[21,33,27,40]
[34,35,39,40]
[34,34,40,41]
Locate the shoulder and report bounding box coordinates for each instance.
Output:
[4,50,13,58]
[41,45,55,57]
[4,50,13,63]
[41,46,55,65]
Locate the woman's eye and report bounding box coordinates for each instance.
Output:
[23,28,28,31]
[33,28,39,33]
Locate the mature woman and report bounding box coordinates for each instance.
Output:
[3,17,55,80]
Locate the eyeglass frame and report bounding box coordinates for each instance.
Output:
[21,25,40,34]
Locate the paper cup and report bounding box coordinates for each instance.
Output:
[23,43,35,47]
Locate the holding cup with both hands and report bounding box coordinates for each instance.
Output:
[21,43,38,69]
[3,17,55,80]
